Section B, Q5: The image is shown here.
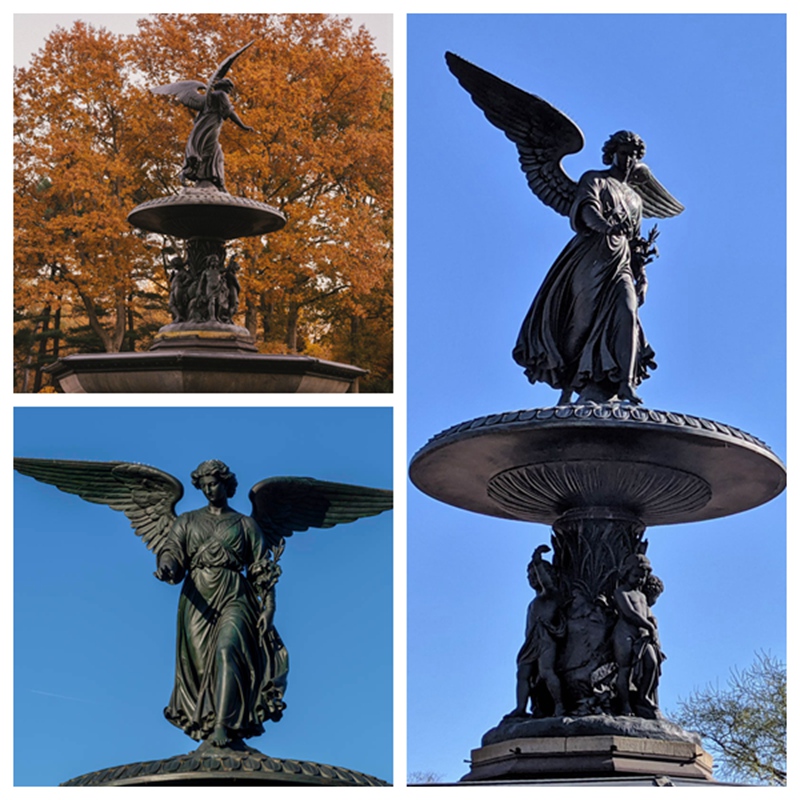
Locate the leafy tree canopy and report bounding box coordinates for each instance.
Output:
[672,651,786,785]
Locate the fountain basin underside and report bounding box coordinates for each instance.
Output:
[410,404,785,526]
[44,350,365,393]
[128,189,286,240]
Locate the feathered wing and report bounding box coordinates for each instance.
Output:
[445,51,584,217]
[629,162,685,218]
[249,476,393,550]
[13,458,183,556]
[150,80,207,111]
[208,40,255,88]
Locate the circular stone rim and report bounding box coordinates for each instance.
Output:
[409,404,785,526]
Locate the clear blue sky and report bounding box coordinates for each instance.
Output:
[408,14,786,781]
[14,407,393,786]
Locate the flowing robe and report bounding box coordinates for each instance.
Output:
[513,170,656,395]
[161,507,288,741]
[182,89,234,190]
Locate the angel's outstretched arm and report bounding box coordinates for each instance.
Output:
[227,109,255,132]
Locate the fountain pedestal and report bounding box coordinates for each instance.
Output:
[46,188,365,393]
[410,403,785,782]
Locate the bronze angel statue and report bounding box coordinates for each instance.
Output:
[14,457,392,749]
[152,41,256,192]
[446,53,684,405]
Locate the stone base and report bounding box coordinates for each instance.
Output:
[44,350,365,393]
[482,713,701,747]
[60,741,388,786]
[151,321,259,353]
[462,734,713,782]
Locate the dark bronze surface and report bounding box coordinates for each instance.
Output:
[15,458,391,750]
[446,53,683,406]
[410,404,785,525]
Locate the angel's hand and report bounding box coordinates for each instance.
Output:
[154,564,174,583]
[155,554,183,584]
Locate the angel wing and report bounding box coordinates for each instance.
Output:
[629,162,684,219]
[446,51,584,217]
[208,40,254,88]
[249,476,393,550]
[14,458,183,556]
[151,80,207,111]
[150,41,254,109]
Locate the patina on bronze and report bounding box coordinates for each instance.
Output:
[14,457,392,784]
[446,52,684,406]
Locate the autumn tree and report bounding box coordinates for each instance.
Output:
[15,14,393,391]
[673,652,786,785]
[14,23,167,390]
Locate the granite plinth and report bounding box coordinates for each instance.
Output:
[409,404,785,525]
[44,350,364,393]
[482,714,701,746]
[462,733,713,782]
[60,741,388,786]
[128,188,286,240]
[151,321,259,353]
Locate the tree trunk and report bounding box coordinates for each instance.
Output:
[286,302,298,352]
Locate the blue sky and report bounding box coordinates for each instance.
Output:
[14,406,393,786]
[408,14,786,781]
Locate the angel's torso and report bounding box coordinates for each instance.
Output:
[172,507,264,572]
[571,170,642,235]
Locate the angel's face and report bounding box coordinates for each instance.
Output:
[199,474,227,506]
[613,144,640,179]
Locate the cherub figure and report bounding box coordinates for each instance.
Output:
[446,53,684,405]
[506,544,565,719]
[222,256,242,323]
[195,254,227,322]
[613,554,665,719]
[152,42,256,192]
[164,251,193,322]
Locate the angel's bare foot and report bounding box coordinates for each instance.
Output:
[208,724,231,747]
[557,388,573,405]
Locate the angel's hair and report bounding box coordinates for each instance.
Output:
[213,78,235,92]
[191,459,238,497]
[602,130,646,165]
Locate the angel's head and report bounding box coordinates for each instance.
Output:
[602,130,646,176]
[213,78,235,95]
[191,459,238,498]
